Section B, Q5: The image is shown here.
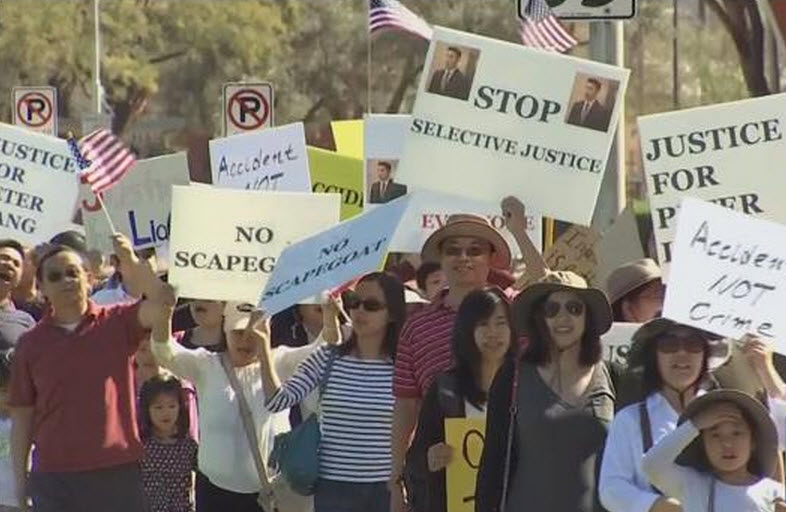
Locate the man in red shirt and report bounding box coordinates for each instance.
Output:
[8,233,172,512]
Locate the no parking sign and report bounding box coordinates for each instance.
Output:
[222,82,274,136]
[12,86,58,136]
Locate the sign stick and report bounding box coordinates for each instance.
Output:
[94,191,118,234]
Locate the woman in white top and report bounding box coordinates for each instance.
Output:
[643,389,786,512]
[151,299,327,512]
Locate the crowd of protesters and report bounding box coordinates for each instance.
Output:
[1,197,786,512]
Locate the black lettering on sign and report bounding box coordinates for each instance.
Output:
[319,238,350,259]
[235,226,274,244]
[461,429,485,504]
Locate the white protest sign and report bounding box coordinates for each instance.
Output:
[260,196,410,314]
[222,82,274,136]
[663,197,786,349]
[395,26,629,225]
[12,86,58,136]
[364,114,410,208]
[638,93,786,278]
[168,186,340,302]
[82,152,191,253]
[389,189,539,258]
[209,122,310,192]
[0,123,78,244]
[601,322,640,366]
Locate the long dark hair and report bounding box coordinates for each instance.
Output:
[452,288,517,409]
[338,272,406,359]
[139,374,190,440]
[523,294,602,367]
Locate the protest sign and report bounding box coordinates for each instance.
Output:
[364,114,410,208]
[663,197,786,351]
[595,206,645,288]
[395,26,629,225]
[308,147,364,220]
[445,418,485,512]
[389,188,539,258]
[209,122,310,192]
[0,123,79,244]
[168,186,340,302]
[82,152,191,253]
[545,225,601,284]
[331,120,364,159]
[638,93,786,277]
[260,196,410,314]
[601,322,640,366]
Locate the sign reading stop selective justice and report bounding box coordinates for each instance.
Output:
[12,86,58,136]
[223,82,274,136]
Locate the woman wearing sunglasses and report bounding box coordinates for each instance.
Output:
[406,287,517,512]
[259,272,407,512]
[475,271,615,512]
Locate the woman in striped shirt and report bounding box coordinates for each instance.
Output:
[259,272,407,512]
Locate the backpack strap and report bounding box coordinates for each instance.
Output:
[639,401,654,453]
[499,360,520,512]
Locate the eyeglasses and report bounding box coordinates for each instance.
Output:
[543,299,585,318]
[46,268,81,283]
[442,246,489,258]
[344,294,387,312]
[657,335,705,354]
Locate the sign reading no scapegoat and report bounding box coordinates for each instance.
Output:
[223,82,274,136]
[12,87,58,136]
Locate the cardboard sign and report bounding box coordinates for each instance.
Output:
[168,186,340,302]
[595,206,645,289]
[664,197,786,350]
[389,188,540,258]
[209,122,310,192]
[222,82,274,136]
[638,93,786,278]
[545,225,601,284]
[395,26,629,225]
[12,86,58,136]
[331,120,364,159]
[308,147,364,220]
[601,322,640,367]
[445,418,486,512]
[82,152,191,253]
[365,114,410,208]
[0,123,79,244]
[260,197,410,314]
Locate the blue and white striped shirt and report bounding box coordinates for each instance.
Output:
[267,344,394,483]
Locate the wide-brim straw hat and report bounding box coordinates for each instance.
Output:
[676,389,778,478]
[513,270,612,336]
[626,318,728,371]
[420,214,511,270]
[606,258,663,306]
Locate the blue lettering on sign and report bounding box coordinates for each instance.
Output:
[128,211,170,246]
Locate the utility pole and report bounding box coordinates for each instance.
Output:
[94,0,102,114]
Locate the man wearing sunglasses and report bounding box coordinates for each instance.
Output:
[7,233,174,512]
[389,213,513,512]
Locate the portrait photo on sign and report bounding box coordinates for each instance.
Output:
[366,159,407,205]
[425,42,480,101]
[564,72,620,133]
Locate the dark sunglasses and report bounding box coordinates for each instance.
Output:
[657,335,705,354]
[442,245,489,258]
[344,294,387,312]
[543,299,585,318]
[46,268,81,283]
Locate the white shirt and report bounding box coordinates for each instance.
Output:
[600,392,685,512]
[0,417,19,507]
[643,421,784,512]
[151,336,321,493]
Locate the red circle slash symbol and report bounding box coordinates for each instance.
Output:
[228,89,270,130]
[17,92,53,127]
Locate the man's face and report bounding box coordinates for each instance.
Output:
[446,50,460,70]
[377,163,391,181]
[39,251,90,310]
[0,247,23,292]
[584,81,600,101]
[439,236,492,289]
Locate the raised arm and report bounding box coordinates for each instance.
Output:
[500,196,548,288]
[642,421,699,502]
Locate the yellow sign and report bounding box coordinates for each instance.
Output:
[445,417,486,512]
[331,120,364,159]
[308,147,364,220]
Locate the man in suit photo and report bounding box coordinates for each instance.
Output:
[369,161,407,204]
[566,77,612,132]
[427,46,470,100]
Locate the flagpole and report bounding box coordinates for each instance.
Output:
[94,192,118,234]
[367,0,372,114]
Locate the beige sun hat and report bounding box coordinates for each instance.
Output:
[606,258,663,306]
[626,317,729,371]
[512,270,612,336]
[420,214,511,270]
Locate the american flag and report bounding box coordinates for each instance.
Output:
[369,0,433,40]
[67,129,136,194]
[519,0,577,53]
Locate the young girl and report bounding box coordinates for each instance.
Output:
[139,374,199,512]
[643,389,786,512]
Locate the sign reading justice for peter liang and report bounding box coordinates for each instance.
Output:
[664,198,786,352]
[639,93,786,278]
[395,26,629,226]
